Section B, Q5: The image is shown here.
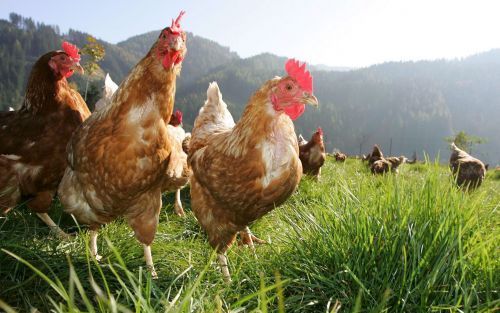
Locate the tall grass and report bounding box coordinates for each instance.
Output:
[0,158,498,312]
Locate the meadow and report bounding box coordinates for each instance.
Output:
[0,158,498,312]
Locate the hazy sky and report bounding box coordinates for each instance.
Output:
[1,0,499,67]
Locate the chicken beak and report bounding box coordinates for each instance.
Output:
[170,36,184,51]
[71,62,84,74]
[303,93,319,107]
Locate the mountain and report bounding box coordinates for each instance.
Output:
[0,13,239,108]
[1,13,499,165]
[311,64,355,72]
[118,30,239,86]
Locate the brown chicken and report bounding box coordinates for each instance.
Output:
[58,12,188,277]
[367,144,384,166]
[371,156,406,174]
[333,151,347,162]
[94,77,190,216]
[449,142,486,189]
[299,127,326,179]
[188,59,319,281]
[0,42,89,236]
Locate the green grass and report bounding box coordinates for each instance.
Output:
[0,158,498,312]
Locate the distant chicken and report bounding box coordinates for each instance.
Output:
[449,142,486,189]
[0,42,89,236]
[298,127,326,179]
[189,59,318,281]
[385,156,407,173]
[334,151,347,162]
[367,144,384,166]
[166,110,190,216]
[58,12,188,277]
[94,73,119,111]
[371,156,406,174]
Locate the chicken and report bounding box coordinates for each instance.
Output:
[371,156,406,174]
[0,42,89,237]
[94,73,119,111]
[367,144,383,166]
[334,151,347,162]
[298,127,326,179]
[58,11,188,277]
[370,158,391,174]
[166,109,190,216]
[92,74,190,217]
[449,142,486,189]
[385,156,407,173]
[188,59,318,281]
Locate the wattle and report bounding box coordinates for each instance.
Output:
[283,103,305,120]
[64,69,74,78]
[162,50,184,69]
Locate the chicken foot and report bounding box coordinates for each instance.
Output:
[238,227,266,248]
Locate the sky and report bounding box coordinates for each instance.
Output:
[1,0,500,68]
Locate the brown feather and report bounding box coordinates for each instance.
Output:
[0,51,90,214]
[189,81,302,253]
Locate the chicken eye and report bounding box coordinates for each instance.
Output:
[162,33,167,39]
[286,84,293,91]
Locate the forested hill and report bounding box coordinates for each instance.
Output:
[1,13,499,165]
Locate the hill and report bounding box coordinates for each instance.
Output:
[0,13,499,165]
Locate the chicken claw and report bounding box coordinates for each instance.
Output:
[238,227,266,248]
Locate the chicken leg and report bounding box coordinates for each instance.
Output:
[217,253,231,282]
[173,189,185,216]
[29,191,69,239]
[89,229,102,261]
[144,245,157,278]
[127,193,161,279]
[35,213,69,239]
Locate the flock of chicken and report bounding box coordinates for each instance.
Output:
[0,12,489,282]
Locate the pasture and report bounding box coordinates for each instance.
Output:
[0,158,498,312]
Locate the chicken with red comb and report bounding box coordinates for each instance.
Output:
[0,41,89,237]
[58,12,188,278]
[188,59,318,282]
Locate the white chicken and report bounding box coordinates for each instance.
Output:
[94,73,119,111]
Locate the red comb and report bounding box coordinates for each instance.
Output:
[175,110,183,121]
[170,11,186,34]
[62,41,80,62]
[285,59,313,94]
[317,127,323,136]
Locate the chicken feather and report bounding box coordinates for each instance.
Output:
[189,61,318,281]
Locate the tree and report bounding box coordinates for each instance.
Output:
[80,36,105,101]
[445,131,487,153]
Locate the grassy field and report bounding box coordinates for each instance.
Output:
[0,158,498,312]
